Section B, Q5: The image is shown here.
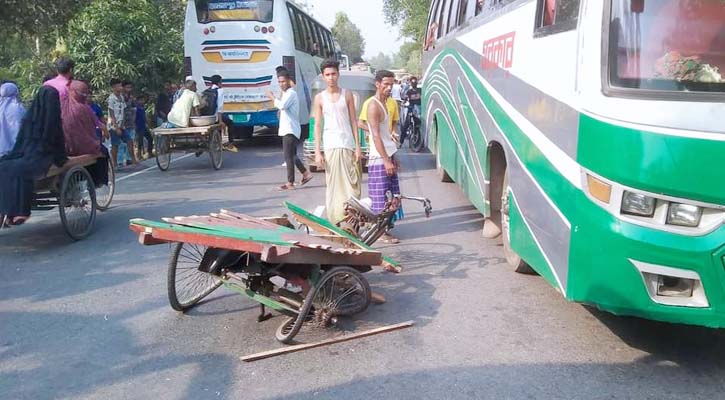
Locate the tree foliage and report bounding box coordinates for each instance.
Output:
[382,0,432,43]
[0,0,185,102]
[67,0,185,92]
[0,0,93,36]
[369,52,393,71]
[331,12,365,63]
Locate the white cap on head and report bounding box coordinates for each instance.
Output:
[185,75,193,81]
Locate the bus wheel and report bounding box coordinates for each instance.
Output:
[436,140,452,183]
[501,169,536,275]
[230,126,254,141]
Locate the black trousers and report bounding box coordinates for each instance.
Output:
[136,128,154,155]
[282,134,306,183]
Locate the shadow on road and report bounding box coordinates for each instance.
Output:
[0,310,236,400]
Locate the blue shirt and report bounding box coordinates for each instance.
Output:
[90,103,104,139]
[135,105,147,131]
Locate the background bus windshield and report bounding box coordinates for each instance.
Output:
[196,0,274,23]
[609,0,725,93]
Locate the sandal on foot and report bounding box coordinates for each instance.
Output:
[380,234,400,244]
[278,184,295,191]
[9,216,29,226]
[301,175,314,186]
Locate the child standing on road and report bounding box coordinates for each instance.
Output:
[107,78,137,169]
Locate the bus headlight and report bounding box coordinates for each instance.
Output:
[621,191,656,217]
[667,203,703,227]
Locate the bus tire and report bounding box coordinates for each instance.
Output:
[436,141,453,183]
[230,126,254,141]
[501,169,536,275]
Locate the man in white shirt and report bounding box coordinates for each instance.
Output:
[166,79,200,128]
[266,71,312,190]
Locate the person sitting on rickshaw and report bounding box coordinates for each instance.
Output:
[165,79,201,128]
[63,80,109,188]
[0,86,67,227]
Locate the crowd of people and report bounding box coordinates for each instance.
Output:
[0,56,416,244]
[0,57,197,226]
[0,58,110,226]
[267,59,407,244]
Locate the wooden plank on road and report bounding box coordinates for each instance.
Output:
[240,321,415,362]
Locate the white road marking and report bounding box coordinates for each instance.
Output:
[116,153,195,182]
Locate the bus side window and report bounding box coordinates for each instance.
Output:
[287,5,302,50]
[424,0,441,51]
[437,0,450,39]
[457,0,470,26]
[447,0,460,34]
[297,12,311,53]
[535,0,580,35]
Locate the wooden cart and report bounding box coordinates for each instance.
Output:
[153,124,223,171]
[129,206,396,344]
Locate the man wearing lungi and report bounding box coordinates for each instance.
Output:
[313,59,362,223]
[365,70,403,244]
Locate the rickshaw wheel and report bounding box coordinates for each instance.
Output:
[209,129,223,170]
[155,135,171,171]
[58,166,97,241]
[167,242,223,311]
[96,157,115,211]
[275,266,371,344]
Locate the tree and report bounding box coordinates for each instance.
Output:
[0,0,93,36]
[67,0,184,93]
[405,49,423,76]
[331,12,365,63]
[392,42,421,69]
[369,52,393,71]
[382,0,432,43]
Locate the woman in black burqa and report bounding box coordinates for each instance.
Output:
[0,86,68,226]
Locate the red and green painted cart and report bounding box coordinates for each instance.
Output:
[129,203,398,344]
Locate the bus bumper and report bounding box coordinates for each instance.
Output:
[569,197,725,328]
[225,110,279,128]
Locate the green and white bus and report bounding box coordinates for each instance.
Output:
[422,0,725,327]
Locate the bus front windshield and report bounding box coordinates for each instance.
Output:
[608,0,725,94]
[196,0,274,23]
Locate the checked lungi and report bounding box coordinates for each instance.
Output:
[367,155,404,221]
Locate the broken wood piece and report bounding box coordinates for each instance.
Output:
[240,320,414,362]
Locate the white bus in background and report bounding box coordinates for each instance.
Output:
[184,0,339,140]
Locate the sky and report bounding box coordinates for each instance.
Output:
[302,0,406,59]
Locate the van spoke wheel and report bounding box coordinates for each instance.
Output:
[96,157,115,211]
[501,170,536,275]
[155,135,171,171]
[275,266,371,344]
[209,129,223,170]
[58,167,97,240]
[167,242,223,311]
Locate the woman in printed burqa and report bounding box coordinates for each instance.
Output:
[0,86,68,226]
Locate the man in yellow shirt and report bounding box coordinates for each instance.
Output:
[358,95,400,144]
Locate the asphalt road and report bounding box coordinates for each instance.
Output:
[1,136,724,400]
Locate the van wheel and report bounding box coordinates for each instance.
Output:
[501,169,536,275]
